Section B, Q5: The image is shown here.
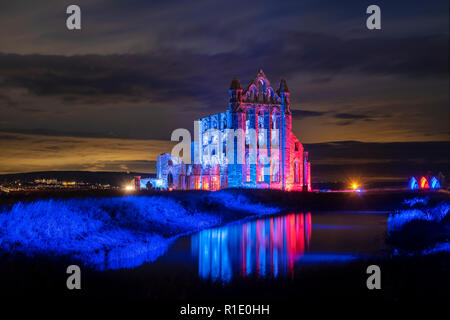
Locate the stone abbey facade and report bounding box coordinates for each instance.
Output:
[156,70,311,191]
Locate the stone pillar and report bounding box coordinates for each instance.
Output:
[307,161,311,191]
[303,152,309,191]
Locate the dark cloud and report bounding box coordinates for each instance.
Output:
[333,112,373,125]
[334,113,371,120]
[305,141,450,163]
[0,25,447,103]
[0,93,17,108]
[282,32,448,78]
[304,141,450,183]
[292,109,327,119]
[0,127,123,139]
[0,0,447,158]
[0,53,203,104]
[335,120,354,127]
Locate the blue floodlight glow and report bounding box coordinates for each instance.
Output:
[409,177,419,190]
[0,192,279,270]
[430,177,441,189]
[0,196,223,269]
[387,201,449,234]
[151,178,166,188]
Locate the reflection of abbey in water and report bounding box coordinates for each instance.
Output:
[156,70,311,191]
[191,213,311,282]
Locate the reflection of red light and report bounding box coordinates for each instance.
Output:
[419,176,429,189]
[270,218,274,276]
[288,214,295,278]
[307,162,311,191]
[237,212,312,280]
[297,214,305,255]
[306,212,311,247]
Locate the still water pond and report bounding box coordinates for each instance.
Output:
[155,211,389,283]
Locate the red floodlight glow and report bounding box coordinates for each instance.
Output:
[419,176,429,189]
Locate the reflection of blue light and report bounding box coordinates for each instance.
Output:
[356,189,362,193]
[246,228,252,276]
[195,228,232,283]
[300,253,358,263]
[259,242,266,277]
[273,247,278,277]
[220,231,231,282]
[258,222,266,277]
[403,197,429,207]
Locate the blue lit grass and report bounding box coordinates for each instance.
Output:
[0,192,279,270]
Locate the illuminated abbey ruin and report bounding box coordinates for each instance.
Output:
[155,70,311,191]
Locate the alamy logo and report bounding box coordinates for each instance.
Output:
[366,265,381,289]
[366,5,381,30]
[66,5,81,30]
[66,265,81,290]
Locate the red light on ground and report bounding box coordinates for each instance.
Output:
[419,177,429,189]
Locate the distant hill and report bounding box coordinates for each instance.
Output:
[0,171,155,187]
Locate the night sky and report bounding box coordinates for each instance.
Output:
[0,0,448,182]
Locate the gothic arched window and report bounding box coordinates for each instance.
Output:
[258,110,264,129]
[294,161,300,184]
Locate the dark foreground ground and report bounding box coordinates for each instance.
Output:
[0,249,448,317]
[0,189,448,314]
